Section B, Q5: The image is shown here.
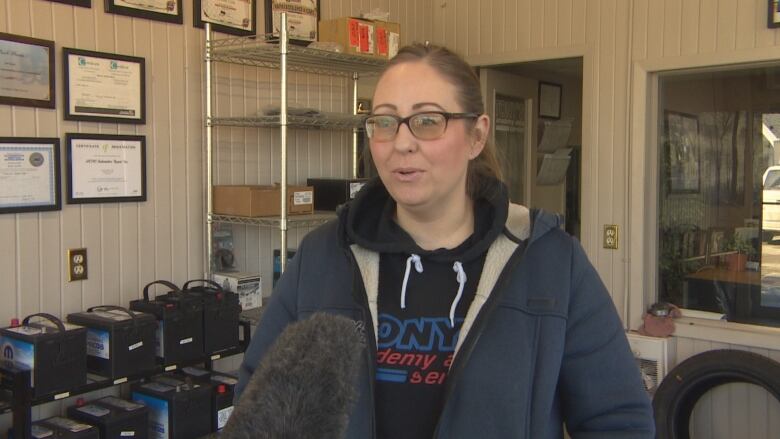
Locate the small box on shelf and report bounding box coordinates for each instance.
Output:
[212,272,262,310]
[307,178,368,210]
[213,185,314,217]
[318,17,400,59]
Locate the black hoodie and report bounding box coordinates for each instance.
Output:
[342,177,509,439]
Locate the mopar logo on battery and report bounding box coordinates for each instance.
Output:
[2,344,12,360]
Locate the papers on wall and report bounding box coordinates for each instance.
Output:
[538,118,573,153]
[536,148,572,185]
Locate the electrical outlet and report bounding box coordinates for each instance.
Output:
[68,248,88,281]
[604,225,619,250]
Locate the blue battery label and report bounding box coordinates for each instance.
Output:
[86,329,110,359]
[0,335,35,385]
[132,392,169,439]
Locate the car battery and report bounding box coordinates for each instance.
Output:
[178,367,237,432]
[67,396,149,439]
[0,313,87,398]
[67,306,157,379]
[34,417,99,439]
[212,382,235,432]
[181,279,241,354]
[131,378,212,439]
[306,178,369,210]
[129,280,204,365]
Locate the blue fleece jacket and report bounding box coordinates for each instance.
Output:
[236,184,654,438]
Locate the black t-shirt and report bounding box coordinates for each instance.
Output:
[375,246,487,439]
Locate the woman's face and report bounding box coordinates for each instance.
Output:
[370,61,487,215]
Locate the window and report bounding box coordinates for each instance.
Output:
[657,65,780,327]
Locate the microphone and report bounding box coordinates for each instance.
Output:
[221,312,366,439]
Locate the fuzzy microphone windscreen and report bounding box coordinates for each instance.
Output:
[220,312,366,439]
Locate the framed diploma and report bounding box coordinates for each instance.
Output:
[0,138,61,214]
[265,0,319,43]
[0,33,55,109]
[66,133,147,204]
[105,0,183,24]
[63,48,146,124]
[194,0,257,36]
[46,0,92,7]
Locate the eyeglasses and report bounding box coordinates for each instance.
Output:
[364,111,480,141]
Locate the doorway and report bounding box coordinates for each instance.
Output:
[478,57,583,238]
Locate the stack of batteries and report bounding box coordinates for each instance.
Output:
[129,280,205,365]
[181,279,241,354]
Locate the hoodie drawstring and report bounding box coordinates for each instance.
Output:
[401,254,423,309]
[400,255,467,328]
[450,262,467,328]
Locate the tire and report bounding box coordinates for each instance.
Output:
[653,349,780,439]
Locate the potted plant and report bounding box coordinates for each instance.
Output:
[723,235,755,271]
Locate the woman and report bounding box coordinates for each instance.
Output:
[236,43,654,438]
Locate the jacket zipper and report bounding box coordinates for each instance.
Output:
[346,248,378,439]
[432,236,530,438]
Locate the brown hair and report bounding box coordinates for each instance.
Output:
[378,43,504,198]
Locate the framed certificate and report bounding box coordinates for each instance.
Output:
[194,0,256,36]
[0,138,61,214]
[66,133,147,204]
[105,0,183,24]
[265,0,319,43]
[46,0,92,6]
[0,33,55,109]
[63,48,146,124]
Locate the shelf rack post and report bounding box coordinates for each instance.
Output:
[352,72,359,179]
[205,23,215,278]
[280,13,289,273]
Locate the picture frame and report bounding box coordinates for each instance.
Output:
[0,137,62,214]
[538,81,562,119]
[0,33,55,109]
[105,0,183,24]
[63,47,146,124]
[265,0,320,44]
[664,111,700,194]
[768,1,780,28]
[46,0,92,7]
[66,133,147,204]
[194,0,257,37]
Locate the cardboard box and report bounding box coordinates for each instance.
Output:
[213,185,314,217]
[212,272,262,310]
[318,17,400,59]
[374,21,400,59]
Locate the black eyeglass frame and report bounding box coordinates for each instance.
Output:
[364,111,481,140]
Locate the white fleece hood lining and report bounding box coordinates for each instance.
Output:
[350,203,531,358]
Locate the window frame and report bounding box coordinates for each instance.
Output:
[629,54,780,348]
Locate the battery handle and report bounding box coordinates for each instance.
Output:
[142,280,182,302]
[22,313,66,332]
